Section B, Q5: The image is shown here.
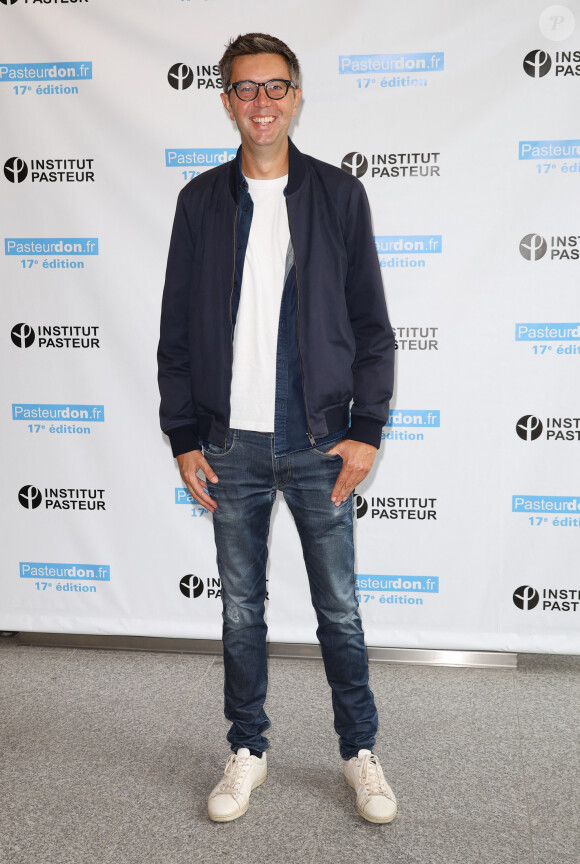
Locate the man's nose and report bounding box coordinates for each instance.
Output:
[255,84,271,106]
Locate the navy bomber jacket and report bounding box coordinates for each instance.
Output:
[158,138,395,457]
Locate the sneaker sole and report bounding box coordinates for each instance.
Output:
[343,773,397,824]
[208,771,267,823]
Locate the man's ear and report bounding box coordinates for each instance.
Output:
[221,92,235,121]
[291,88,302,117]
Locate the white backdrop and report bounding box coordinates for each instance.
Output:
[2,0,579,653]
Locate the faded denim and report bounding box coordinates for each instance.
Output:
[204,428,378,760]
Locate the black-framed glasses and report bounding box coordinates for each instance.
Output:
[227,79,296,101]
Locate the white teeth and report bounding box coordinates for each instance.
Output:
[252,117,275,124]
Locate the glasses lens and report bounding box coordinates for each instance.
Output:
[265,80,289,99]
[235,81,258,101]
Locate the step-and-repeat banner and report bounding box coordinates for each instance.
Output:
[2,0,579,653]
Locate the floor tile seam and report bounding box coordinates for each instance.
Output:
[133,656,220,780]
[309,802,330,864]
[0,685,79,703]
[122,654,220,723]
[54,661,222,787]
[176,655,220,715]
[511,668,537,864]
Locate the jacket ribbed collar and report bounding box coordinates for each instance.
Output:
[227,137,306,201]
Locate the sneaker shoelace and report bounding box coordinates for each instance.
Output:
[218,753,252,795]
[359,753,390,797]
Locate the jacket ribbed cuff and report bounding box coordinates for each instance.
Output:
[167,425,200,458]
[346,415,386,450]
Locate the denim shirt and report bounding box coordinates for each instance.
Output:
[233,169,347,457]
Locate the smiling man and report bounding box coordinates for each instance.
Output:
[158,33,396,824]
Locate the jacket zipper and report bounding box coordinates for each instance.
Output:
[287,204,316,446]
[224,205,238,446]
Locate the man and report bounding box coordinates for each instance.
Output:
[158,33,396,825]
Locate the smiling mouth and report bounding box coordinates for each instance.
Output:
[252,116,276,125]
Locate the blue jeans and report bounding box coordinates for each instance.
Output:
[203,428,378,760]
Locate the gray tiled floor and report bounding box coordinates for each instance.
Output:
[0,637,578,864]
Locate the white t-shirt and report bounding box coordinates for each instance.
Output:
[229,175,290,432]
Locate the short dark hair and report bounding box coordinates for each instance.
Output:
[219,33,301,92]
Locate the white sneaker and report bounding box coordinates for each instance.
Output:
[207,748,267,822]
[343,749,397,824]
